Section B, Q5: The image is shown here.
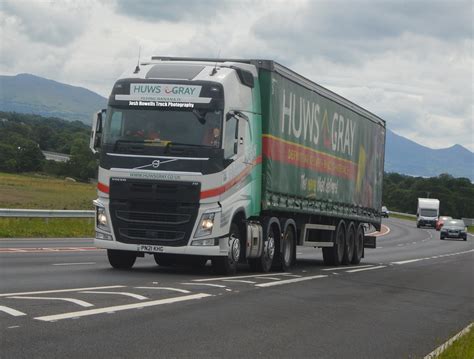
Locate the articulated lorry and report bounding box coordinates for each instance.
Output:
[417,198,440,228]
[90,57,386,274]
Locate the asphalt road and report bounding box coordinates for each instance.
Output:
[1,218,473,358]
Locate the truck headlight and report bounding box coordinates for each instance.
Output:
[96,206,111,232]
[194,212,216,238]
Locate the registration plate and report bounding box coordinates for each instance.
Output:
[138,244,164,253]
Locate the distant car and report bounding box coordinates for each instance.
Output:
[436,216,453,231]
[381,206,389,218]
[440,219,467,241]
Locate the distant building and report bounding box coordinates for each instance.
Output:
[42,151,70,163]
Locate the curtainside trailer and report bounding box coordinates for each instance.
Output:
[90,57,386,274]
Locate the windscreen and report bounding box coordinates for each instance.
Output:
[102,107,223,149]
[420,208,438,217]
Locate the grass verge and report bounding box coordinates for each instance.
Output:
[468,226,473,234]
[0,218,94,238]
[389,213,416,222]
[0,172,96,210]
[437,324,474,359]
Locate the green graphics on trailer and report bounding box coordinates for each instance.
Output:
[259,70,385,217]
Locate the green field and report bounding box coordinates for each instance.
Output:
[0,172,96,210]
[0,172,97,238]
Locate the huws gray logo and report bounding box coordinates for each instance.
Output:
[152,160,160,168]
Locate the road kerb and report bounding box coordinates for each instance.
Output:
[424,322,473,359]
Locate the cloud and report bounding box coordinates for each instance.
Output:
[114,0,227,23]
[1,0,90,46]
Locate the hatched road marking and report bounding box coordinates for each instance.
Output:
[346,265,386,273]
[0,305,27,317]
[79,291,148,301]
[34,293,212,322]
[0,285,125,297]
[255,275,328,288]
[135,287,191,294]
[8,296,94,307]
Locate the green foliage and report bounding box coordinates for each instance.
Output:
[0,112,97,181]
[437,325,474,359]
[383,172,474,218]
[0,218,94,238]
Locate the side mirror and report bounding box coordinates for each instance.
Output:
[90,109,106,153]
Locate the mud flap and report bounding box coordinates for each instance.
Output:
[363,235,376,248]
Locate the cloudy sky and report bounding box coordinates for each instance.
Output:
[1,0,472,151]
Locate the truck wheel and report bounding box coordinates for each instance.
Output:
[343,222,356,265]
[416,223,420,228]
[107,249,136,269]
[212,223,240,275]
[323,221,345,266]
[249,219,278,273]
[154,253,177,266]
[351,224,364,264]
[278,221,295,271]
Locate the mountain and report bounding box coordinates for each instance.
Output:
[385,129,473,181]
[1,73,472,180]
[0,73,106,124]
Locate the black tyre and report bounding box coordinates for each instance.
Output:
[189,256,208,268]
[322,221,345,266]
[276,220,295,271]
[212,223,240,275]
[154,253,177,266]
[107,249,136,269]
[249,219,279,273]
[417,223,420,228]
[342,222,355,265]
[351,224,364,264]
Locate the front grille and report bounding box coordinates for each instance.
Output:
[109,178,200,246]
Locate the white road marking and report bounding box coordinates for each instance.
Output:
[392,258,425,265]
[322,264,374,271]
[181,283,227,288]
[52,262,96,266]
[255,275,328,288]
[80,291,148,300]
[392,249,474,265]
[222,279,257,284]
[135,287,191,294]
[8,325,20,329]
[35,293,212,322]
[193,273,289,282]
[346,265,386,273]
[280,274,302,278]
[9,296,94,307]
[254,276,281,281]
[0,285,125,298]
[0,305,27,317]
[412,242,417,244]
[397,244,404,247]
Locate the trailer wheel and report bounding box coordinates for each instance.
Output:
[322,220,345,266]
[351,224,364,264]
[277,220,296,271]
[107,249,136,269]
[212,222,240,275]
[343,222,356,265]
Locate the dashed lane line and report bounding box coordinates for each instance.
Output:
[52,262,96,266]
[0,285,125,298]
[135,287,191,294]
[8,296,94,307]
[255,275,328,288]
[346,265,386,273]
[322,264,374,271]
[222,279,257,284]
[79,291,148,301]
[391,249,474,265]
[34,293,212,322]
[0,305,26,317]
